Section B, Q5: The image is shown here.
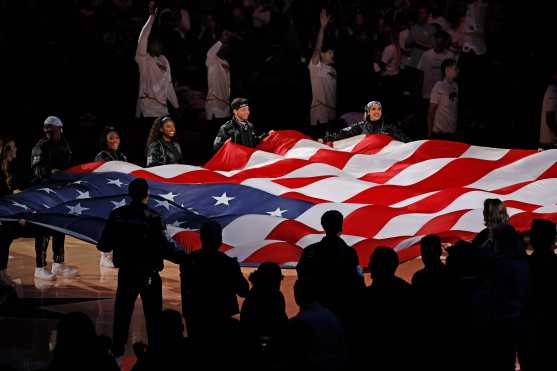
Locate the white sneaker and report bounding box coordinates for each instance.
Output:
[51,263,79,278]
[35,267,57,281]
[99,252,115,268]
[0,269,17,288]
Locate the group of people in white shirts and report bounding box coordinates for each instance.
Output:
[135,1,556,149]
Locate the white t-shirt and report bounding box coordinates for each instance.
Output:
[135,15,179,118]
[205,41,231,120]
[309,61,337,125]
[418,49,455,99]
[381,44,401,76]
[540,84,557,145]
[430,79,459,133]
[463,0,487,55]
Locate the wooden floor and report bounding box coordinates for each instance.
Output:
[0,237,424,370]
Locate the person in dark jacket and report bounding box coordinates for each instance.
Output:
[94,126,128,162]
[240,262,288,364]
[296,210,365,322]
[213,98,268,151]
[145,115,183,167]
[97,178,186,357]
[31,116,78,280]
[180,220,249,338]
[325,100,410,142]
[180,220,249,369]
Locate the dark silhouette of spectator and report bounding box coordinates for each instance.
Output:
[48,311,118,371]
[296,210,364,323]
[97,178,186,357]
[444,239,485,371]
[284,279,349,371]
[240,262,287,366]
[131,309,191,371]
[472,198,510,248]
[524,219,557,370]
[362,246,414,371]
[483,223,530,371]
[180,219,249,338]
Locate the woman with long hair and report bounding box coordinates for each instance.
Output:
[0,137,19,287]
[95,126,127,162]
[145,115,183,167]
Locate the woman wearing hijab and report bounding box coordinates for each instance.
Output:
[325,101,409,142]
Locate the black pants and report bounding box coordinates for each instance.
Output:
[0,222,48,270]
[113,269,162,356]
[35,231,65,268]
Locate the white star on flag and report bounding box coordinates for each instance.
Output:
[212,192,235,206]
[171,220,183,227]
[110,199,127,210]
[155,199,172,211]
[11,201,29,210]
[107,178,125,188]
[42,204,51,209]
[267,207,288,217]
[72,180,87,185]
[67,203,89,215]
[76,190,91,199]
[159,192,179,202]
[38,188,55,194]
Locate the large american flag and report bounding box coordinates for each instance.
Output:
[1,131,557,267]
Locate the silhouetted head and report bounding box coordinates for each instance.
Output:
[445,240,476,276]
[294,279,317,309]
[128,178,149,203]
[530,219,557,252]
[482,198,509,228]
[249,262,283,291]
[420,234,442,268]
[54,312,97,353]
[321,210,343,237]
[200,220,223,251]
[368,247,399,281]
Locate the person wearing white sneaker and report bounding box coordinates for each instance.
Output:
[34,266,56,281]
[30,116,80,279]
[100,252,115,268]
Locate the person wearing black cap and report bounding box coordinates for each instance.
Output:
[31,116,78,281]
[324,101,409,142]
[213,98,267,151]
[97,178,186,357]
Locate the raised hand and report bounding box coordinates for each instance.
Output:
[319,9,331,29]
